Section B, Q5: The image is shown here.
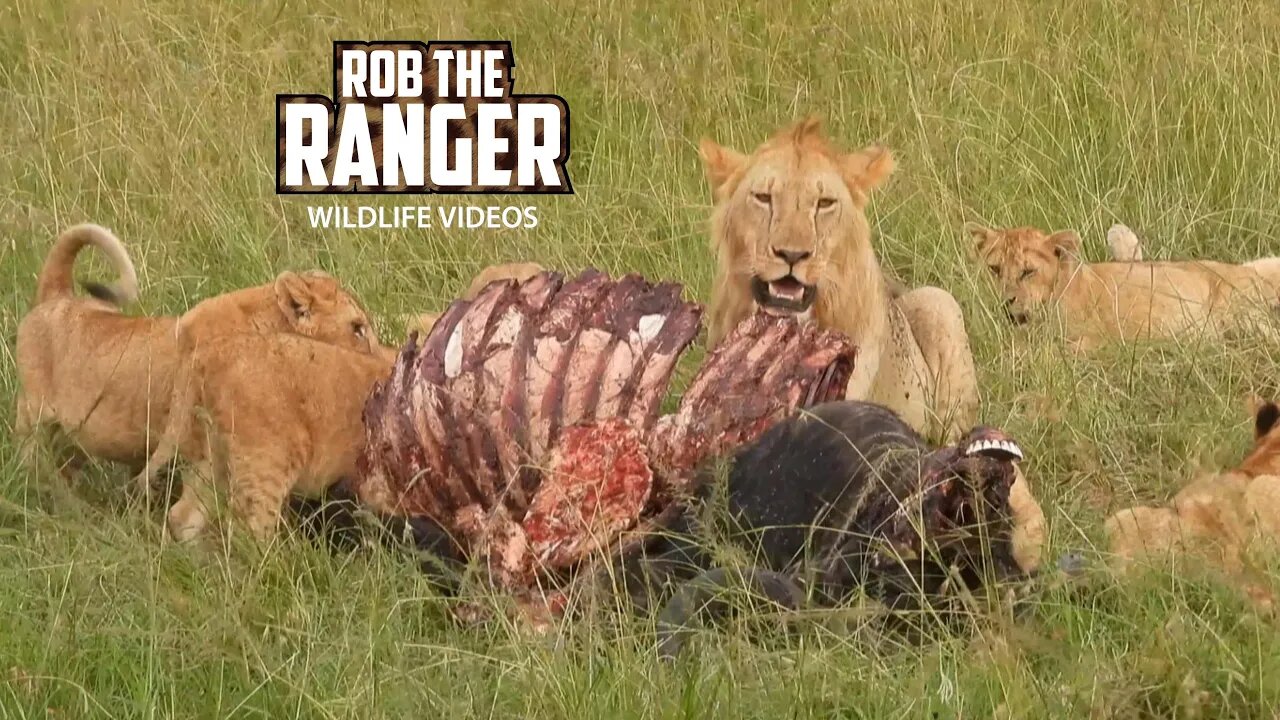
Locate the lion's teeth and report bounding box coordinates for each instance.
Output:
[770,283,803,301]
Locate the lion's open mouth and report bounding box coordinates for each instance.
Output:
[752,275,816,314]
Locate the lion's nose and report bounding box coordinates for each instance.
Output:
[771,248,812,266]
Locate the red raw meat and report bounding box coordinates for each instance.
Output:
[353,268,857,616]
[523,418,653,569]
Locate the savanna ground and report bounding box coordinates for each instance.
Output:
[4,0,1280,717]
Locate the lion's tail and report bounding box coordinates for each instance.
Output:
[1106,224,1144,262]
[36,223,139,306]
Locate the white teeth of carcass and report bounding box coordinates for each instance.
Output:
[964,438,1024,460]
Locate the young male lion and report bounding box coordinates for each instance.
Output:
[15,223,379,477]
[698,117,978,443]
[159,333,395,543]
[967,223,1280,351]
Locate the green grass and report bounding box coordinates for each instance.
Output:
[4,0,1280,716]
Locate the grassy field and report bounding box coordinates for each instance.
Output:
[5,0,1280,716]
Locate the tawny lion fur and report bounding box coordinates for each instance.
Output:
[404,261,547,337]
[1104,398,1280,610]
[699,117,980,444]
[968,223,1280,352]
[14,223,380,476]
[161,333,397,543]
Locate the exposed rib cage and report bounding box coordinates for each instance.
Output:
[354,268,858,597]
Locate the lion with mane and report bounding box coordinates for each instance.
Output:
[698,117,979,443]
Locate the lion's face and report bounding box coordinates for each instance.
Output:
[709,146,852,316]
[699,118,895,339]
[965,224,1081,325]
[274,270,380,354]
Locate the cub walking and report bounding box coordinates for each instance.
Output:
[16,223,379,476]
[158,333,395,543]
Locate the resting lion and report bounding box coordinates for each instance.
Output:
[698,117,979,443]
[15,224,380,478]
[967,222,1280,351]
[1104,398,1280,610]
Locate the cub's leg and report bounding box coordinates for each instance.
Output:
[165,460,217,543]
[894,286,979,443]
[1103,506,1183,572]
[13,394,39,472]
[226,451,297,544]
[14,395,86,479]
[1009,465,1047,574]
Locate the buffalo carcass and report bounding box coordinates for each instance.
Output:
[351,268,857,614]
[607,400,1035,660]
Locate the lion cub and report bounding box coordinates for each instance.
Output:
[1104,398,1280,609]
[15,223,378,475]
[160,333,395,543]
[967,223,1280,350]
[404,261,546,336]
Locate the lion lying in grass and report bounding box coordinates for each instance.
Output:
[699,117,979,443]
[967,222,1280,351]
[15,224,380,479]
[1104,398,1280,609]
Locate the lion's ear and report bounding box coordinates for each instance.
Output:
[274,270,315,324]
[964,222,997,251]
[842,145,895,200]
[1256,399,1280,439]
[1046,230,1081,260]
[699,138,746,200]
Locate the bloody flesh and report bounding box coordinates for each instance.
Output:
[353,268,858,603]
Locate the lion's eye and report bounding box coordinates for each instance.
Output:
[816,198,837,211]
[987,265,1000,276]
[353,322,367,337]
[752,191,772,205]
[1019,268,1036,280]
